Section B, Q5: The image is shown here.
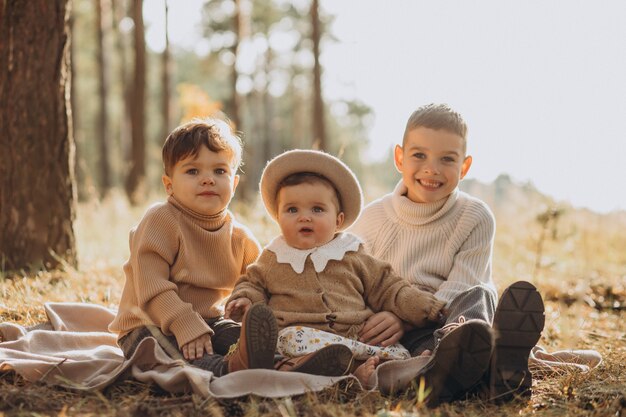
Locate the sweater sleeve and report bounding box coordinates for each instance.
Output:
[130,209,212,347]
[356,250,446,327]
[227,251,272,305]
[435,203,497,304]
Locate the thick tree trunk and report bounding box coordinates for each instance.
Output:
[124,0,146,205]
[0,0,77,271]
[96,0,112,197]
[112,0,131,169]
[310,0,326,151]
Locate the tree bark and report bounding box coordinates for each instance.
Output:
[96,0,112,196]
[160,0,171,143]
[310,0,326,151]
[0,0,77,271]
[124,0,146,205]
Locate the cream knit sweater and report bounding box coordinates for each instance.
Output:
[349,181,497,305]
[108,196,261,348]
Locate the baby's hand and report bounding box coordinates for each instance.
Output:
[181,333,213,360]
[224,297,252,321]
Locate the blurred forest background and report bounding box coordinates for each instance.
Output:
[1,0,625,294]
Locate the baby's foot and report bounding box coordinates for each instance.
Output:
[420,349,432,357]
[353,356,380,388]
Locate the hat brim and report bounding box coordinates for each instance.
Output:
[260,150,363,230]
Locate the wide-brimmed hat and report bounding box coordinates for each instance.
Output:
[259,150,363,230]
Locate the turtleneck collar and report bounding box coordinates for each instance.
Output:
[267,232,362,273]
[168,195,229,231]
[389,180,459,226]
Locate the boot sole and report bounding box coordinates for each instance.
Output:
[423,320,494,407]
[244,304,278,369]
[289,344,353,376]
[489,281,545,402]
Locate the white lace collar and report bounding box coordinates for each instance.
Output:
[266,232,362,273]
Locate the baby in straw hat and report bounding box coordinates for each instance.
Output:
[225,149,447,386]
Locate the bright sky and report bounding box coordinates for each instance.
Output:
[144,0,626,213]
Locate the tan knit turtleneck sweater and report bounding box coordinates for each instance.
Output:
[349,181,497,305]
[108,196,261,348]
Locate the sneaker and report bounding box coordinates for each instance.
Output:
[274,344,353,376]
[226,303,278,372]
[486,281,545,403]
[420,319,494,407]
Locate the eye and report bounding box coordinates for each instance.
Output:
[215,168,227,175]
[312,206,324,213]
[286,207,297,213]
[412,152,426,159]
[185,168,199,175]
[442,156,456,163]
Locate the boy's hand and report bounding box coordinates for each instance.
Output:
[224,297,252,321]
[181,333,213,360]
[359,311,404,347]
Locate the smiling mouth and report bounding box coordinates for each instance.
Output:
[418,179,443,189]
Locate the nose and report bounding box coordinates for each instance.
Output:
[201,175,215,185]
[423,162,440,175]
[298,213,312,222]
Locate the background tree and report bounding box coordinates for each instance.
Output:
[310,0,325,151]
[124,0,146,204]
[96,0,112,197]
[160,0,172,143]
[0,0,77,271]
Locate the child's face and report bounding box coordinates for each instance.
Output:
[394,127,472,204]
[277,182,345,250]
[162,146,239,216]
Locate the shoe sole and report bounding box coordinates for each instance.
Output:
[489,281,545,402]
[244,304,278,369]
[423,320,494,407]
[290,344,353,376]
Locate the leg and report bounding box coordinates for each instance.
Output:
[274,344,353,376]
[225,303,278,372]
[208,317,241,355]
[484,281,545,403]
[408,286,497,406]
[118,325,229,376]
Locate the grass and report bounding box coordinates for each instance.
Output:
[1,191,625,416]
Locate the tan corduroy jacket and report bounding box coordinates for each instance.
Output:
[109,196,261,348]
[228,243,446,339]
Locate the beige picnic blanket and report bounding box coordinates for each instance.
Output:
[0,303,601,397]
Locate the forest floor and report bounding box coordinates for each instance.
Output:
[0,194,625,416]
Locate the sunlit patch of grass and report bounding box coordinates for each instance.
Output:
[1,191,625,416]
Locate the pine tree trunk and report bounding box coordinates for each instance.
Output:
[161,0,171,144]
[96,0,112,197]
[310,0,326,151]
[124,0,146,205]
[0,0,77,271]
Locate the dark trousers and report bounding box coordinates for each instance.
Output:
[118,317,241,376]
[400,285,497,355]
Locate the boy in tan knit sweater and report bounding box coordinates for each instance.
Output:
[349,104,545,405]
[108,118,279,376]
[224,150,447,387]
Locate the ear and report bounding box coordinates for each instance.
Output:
[460,155,473,179]
[336,211,345,229]
[393,144,404,173]
[162,174,173,195]
[232,174,240,192]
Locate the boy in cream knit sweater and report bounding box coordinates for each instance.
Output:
[109,118,278,376]
[349,104,545,405]
[225,150,447,386]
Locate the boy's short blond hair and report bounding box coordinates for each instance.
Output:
[162,118,242,176]
[403,104,468,153]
